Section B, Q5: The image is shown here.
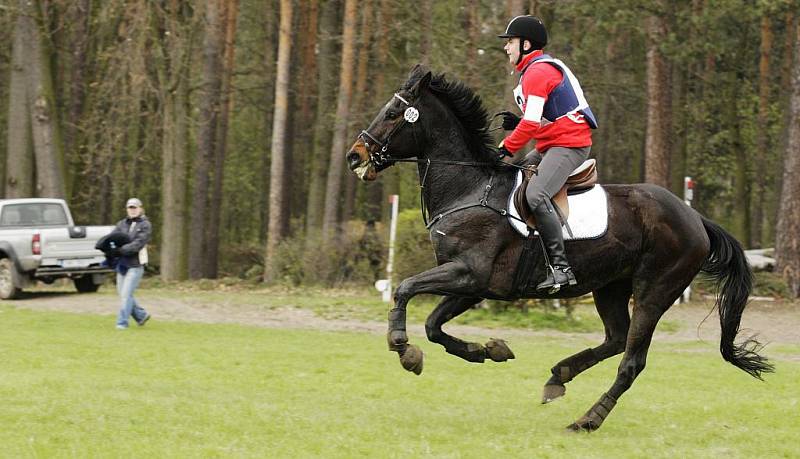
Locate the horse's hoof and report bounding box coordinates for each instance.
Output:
[399,344,424,375]
[566,416,600,432]
[485,338,515,362]
[541,384,566,403]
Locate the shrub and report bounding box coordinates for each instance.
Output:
[393,209,436,282]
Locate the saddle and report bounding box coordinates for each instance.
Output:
[513,159,598,229]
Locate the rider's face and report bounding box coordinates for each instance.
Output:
[504,38,520,65]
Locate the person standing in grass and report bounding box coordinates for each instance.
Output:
[109,198,152,330]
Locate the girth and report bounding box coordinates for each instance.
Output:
[513,159,598,229]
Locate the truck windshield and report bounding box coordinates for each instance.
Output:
[0,203,69,227]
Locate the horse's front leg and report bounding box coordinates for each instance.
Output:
[388,262,480,375]
[425,296,515,364]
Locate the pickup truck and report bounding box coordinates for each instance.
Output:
[0,198,115,299]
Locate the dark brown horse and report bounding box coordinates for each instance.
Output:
[346,64,772,431]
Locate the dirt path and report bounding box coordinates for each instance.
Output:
[5,288,799,351]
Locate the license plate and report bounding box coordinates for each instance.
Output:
[62,258,91,268]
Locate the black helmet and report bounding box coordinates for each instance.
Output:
[498,16,548,57]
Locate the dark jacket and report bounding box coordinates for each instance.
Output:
[113,215,152,268]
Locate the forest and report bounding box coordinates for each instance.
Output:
[2,0,800,295]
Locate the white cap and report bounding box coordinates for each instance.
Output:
[126,198,143,208]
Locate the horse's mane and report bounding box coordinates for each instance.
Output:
[402,68,496,161]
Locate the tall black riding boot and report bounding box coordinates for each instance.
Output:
[532,200,577,293]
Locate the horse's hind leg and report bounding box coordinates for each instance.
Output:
[425,296,515,363]
[542,280,632,403]
[567,299,665,432]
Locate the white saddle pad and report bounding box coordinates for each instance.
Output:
[508,170,609,240]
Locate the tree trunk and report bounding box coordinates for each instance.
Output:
[206,0,239,278]
[158,0,192,281]
[504,0,526,109]
[343,0,373,223]
[776,21,800,297]
[260,0,278,243]
[5,4,34,198]
[464,4,481,88]
[188,0,224,279]
[419,0,432,66]
[321,0,357,245]
[643,14,671,189]
[374,0,393,223]
[63,0,90,160]
[22,0,66,198]
[264,0,293,278]
[290,0,318,218]
[305,0,340,238]
[749,15,773,248]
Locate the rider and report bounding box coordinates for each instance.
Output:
[496,15,597,292]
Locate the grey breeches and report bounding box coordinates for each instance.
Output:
[523,146,591,209]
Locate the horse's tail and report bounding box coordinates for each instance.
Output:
[700,217,773,379]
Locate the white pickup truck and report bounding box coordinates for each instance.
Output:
[0,198,115,299]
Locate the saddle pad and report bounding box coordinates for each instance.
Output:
[508,170,609,240]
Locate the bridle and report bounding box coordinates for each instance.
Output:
[358,93,420,169]
[357,93,512,169]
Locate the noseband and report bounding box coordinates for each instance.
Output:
[358,93,420,168]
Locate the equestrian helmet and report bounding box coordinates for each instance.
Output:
[498,15,547,50]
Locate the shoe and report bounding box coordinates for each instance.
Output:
[137,314,151,327]
[537,265,577,293]
[116,325,128,330]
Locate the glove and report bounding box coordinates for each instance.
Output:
[495,146,512,164]
[499,111,521,131]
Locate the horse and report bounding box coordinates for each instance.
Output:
[345,64,772,431]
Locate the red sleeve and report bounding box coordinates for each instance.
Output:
[503,63,563,154]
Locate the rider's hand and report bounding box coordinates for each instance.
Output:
[499,111,521,131]
[495,146,512,164]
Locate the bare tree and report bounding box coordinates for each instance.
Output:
[776,21,800,297]
[21,0,66,198]
[207,0,239,278]
[264,0,293,276]
[643,13,671,188]
[321,0,357,244]
[5,3,34,198]
[305,0,340,238]
[159,0,194,281]
[342,0,373,223]
[751,14,773,248]
[188,0,224,279]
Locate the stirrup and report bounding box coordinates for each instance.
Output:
[537,265,576,294]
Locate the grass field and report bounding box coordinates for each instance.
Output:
[0,305,797,458]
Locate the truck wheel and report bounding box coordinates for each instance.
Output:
[74,275,100,293]
[0,258,22,300]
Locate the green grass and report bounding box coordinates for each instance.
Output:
[0,306,797,458]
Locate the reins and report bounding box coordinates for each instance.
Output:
[358,93,530,228]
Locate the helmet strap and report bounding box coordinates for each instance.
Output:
[516,39,535,64]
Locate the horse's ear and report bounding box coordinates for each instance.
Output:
[411,70,432,98]
[408,63,430,78]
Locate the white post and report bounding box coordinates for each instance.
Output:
[382,194,400,302]
[681,176,694,303]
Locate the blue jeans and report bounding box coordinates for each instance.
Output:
[116,266,147,327]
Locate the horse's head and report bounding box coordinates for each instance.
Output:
[347,64,432,181]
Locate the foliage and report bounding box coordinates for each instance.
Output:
[263,220,387,286]
[393,208,436,282]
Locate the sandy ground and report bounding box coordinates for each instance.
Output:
[5,288,799,353]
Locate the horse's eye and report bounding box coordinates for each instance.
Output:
[385,110,399,120]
